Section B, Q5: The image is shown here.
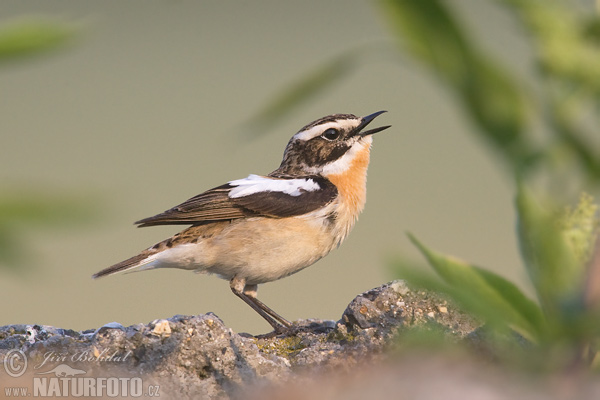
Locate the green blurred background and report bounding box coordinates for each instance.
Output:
[1,0,539,335]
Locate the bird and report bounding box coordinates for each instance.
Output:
[93,111,390,334]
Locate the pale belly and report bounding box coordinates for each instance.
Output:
[152,216,342,285]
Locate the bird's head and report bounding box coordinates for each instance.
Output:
[275,111,390,177]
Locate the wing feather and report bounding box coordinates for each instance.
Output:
[135,176,337,227]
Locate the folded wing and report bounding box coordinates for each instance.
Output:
[135,175,337,227]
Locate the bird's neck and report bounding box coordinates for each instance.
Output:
[324,144,371,219]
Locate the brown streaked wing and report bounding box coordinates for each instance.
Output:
[135,184,253,227]
[135,177,338,227]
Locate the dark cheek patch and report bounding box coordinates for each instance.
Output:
[301,140,350,167]
[324,143,350,164]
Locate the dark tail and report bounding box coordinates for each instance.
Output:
[92,251,157,279]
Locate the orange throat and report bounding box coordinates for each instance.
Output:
[325,145,371,219]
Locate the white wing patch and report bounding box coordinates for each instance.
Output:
[228,174,321,199]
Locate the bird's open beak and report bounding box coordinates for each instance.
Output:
[356,110,391,136]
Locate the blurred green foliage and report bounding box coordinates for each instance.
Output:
[0,17,77,63]
[384,0,600,370]
[0,17,91,272]
[395,191,600,369]
[250,0,600,371]
[382,0,536,175]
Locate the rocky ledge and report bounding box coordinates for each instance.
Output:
[0,281,482,398]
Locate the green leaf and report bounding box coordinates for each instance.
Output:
[500,0,600,95]
[245,50,358,136]
[380,0,534,174]
[516,186,582,315]
[558,193,599,266]
[378,0,471,87]
[547,94,600,181]
[0,18,78,63]
[406,233,545,341]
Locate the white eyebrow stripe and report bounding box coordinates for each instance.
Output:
[293,119,359,141]
[228,174,321,198]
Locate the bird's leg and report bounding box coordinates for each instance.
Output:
[229,276,292,334]
[242,283,292,328]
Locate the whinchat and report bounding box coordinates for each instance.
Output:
[93,111,390,334]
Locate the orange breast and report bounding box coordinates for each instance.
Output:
[325,145,371,218]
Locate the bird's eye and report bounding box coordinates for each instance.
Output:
[322,128,340,141]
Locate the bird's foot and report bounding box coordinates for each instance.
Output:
[253,320,335,339]
[253,324,294,339]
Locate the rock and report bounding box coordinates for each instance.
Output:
[0,281,479,398]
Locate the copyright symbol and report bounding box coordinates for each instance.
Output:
[4,349,27,378]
